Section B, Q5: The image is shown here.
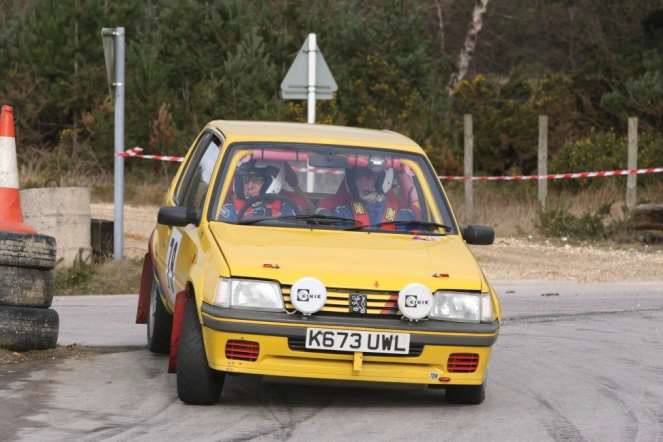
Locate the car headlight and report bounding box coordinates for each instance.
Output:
[214,278,283,311]
[430,291,493,323]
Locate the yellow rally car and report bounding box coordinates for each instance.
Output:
[135,121,500,405]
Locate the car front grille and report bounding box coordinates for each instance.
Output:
[287,336,424,357]
[282,286,400,317]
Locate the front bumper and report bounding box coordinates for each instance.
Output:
[200,303,498,386]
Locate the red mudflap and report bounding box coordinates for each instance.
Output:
[135,253,153,324]
[168,289,189,373]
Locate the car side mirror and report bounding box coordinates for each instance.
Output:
[462,225,495,245]
[157,206,198,227]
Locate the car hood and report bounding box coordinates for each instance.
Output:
[209,223,483,292]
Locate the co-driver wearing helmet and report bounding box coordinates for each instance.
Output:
[220,161,297,222]
[317,166,415,226]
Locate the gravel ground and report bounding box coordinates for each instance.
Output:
[91,203,663,283]
[472,237,663,282]
[0,345,112,368]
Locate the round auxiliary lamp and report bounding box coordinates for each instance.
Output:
[397,283,433,321]
[290,277,327,315]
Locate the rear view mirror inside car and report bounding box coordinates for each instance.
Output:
[309,153,348,168]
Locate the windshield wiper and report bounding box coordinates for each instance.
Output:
[237,214,361,226]
[347,220,451,233]
[293,214,362,225]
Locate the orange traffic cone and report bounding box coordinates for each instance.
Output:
[0,105,35,234]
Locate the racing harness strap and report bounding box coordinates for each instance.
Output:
[233,198,282,218]
[350,202,370,226]
[350,191,401,229]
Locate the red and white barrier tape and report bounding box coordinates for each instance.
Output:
[293,166,345,174]
[118,147,663,181]
[439,167,663,181]
[118,147,184,162]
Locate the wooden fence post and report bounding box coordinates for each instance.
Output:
[538,115,548,209]
[464,114,474,220]
[627,117,638,209]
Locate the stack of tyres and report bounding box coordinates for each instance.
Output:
[0,231,59,350]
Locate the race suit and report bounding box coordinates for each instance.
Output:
[220,198,296,222]
[318,190,415,226]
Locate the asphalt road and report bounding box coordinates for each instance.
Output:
[2,281,663,441]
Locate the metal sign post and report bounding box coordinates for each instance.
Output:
[102,27,125,261]
[307,34,317,124]
[281,33,336,192]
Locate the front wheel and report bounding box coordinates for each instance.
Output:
[147,275,172,353]
[444,385,485,405]
[177,295,225,405]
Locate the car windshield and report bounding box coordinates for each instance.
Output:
[209,143,457,235]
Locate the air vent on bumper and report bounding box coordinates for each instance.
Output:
[225,340,259,361]
[447,353,479,372]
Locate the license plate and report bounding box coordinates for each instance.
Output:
[305,328,410,354]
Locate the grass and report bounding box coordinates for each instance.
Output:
[21,170,172,206]
[536,203,613,240]
[19,153,176,206]
[55,257,143,295]
[89,173,172,206]
[444,179,663,238]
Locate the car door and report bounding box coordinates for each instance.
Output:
[154,132,222,306]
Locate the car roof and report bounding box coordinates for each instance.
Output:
[208,120,424,154]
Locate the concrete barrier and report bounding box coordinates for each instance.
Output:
[20,187,91,266]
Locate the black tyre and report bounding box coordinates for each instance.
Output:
[147,275,172,353]
[0,231,56,270]
[0,265,54,308]
[0,306,59,351]
[444,385,486,405]
[177,295,224,405]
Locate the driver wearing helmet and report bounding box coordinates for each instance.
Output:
[220,160,297,222]
[317,166,415,226]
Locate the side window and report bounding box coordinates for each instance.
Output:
[174,133,211,204]
[176,135,221,218]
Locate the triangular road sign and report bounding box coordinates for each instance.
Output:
[101,28,116,97]
[281,35,337,100]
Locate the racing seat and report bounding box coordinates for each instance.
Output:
[281,162,312,214]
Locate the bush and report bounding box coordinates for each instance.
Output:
[55,256,143,295]
[551,130,663,190]
[537,202,610,240]
[54,253,95,291]
[553,130,663,171]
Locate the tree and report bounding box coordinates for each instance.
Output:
[448,0,490,94]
